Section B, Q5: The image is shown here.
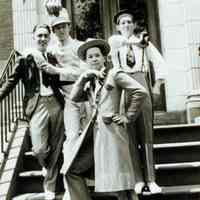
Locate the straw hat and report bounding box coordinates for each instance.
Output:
[77,39,110,61]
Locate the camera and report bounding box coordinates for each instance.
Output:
[140,32,149,46]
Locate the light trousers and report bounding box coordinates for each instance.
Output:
[30,95,64,192]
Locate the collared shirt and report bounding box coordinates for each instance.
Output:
[108,34,167,79]
[49,37,86,97]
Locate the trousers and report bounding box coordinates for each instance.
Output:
[125,72,155,183]
[63,173,139,200]
[29,95,64,192]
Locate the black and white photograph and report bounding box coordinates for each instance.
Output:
[0,0,200,200]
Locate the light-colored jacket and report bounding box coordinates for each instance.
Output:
[69,68,148,192]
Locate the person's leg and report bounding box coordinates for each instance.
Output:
[63,173,92,200]
[124,86,144,194]
[136,99,154,182]
[128,72,161,194]
[118,190,139,200]
[44,96,65,198]
[62,99,86,174]
[29,97,57,199]
[137,95,161,194]
[127,122,144,194]
[43,164,58,200]
[29,98,50,167]
[63,99,82,141]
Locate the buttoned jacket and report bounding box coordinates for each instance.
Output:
[0,51,64,118]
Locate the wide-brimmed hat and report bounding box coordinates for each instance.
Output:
[78,39,110,61]
[51,8,71,27]
[113,9,134,24]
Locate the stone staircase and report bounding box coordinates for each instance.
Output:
[9,123,200,200]
[154,124,200,198]
[12,134,118,200]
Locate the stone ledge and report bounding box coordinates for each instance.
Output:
[0,121,29,200]
[154,111,187,125]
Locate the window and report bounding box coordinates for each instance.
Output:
[65,0,103,40]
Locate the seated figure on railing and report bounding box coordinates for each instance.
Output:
[0,24,70,200]
[108,9,167,194]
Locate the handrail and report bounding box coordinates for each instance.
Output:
[0,50,21,83]
[0,50,26,155]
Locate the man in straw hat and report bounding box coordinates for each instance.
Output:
[65,38,148,200]
[108,9,167,194]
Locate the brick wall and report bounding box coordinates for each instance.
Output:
[0,1,13,60]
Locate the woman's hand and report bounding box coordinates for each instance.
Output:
[112,114,129,125]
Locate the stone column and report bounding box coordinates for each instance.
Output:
[184,0,200,123]
[12,0,38,52]
[0,0,13,60]
[157,0,200,123]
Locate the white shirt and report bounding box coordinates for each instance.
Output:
[49,37,87,97]
[108,34,167,80]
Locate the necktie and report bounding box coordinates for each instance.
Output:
[126,45,135,68]
[41,53,49,87]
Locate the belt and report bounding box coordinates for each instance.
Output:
[39,95,55,101]
[59,81,75,86]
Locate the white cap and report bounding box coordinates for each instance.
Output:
[50,8,71,27]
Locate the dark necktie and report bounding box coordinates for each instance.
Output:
[42,53,49,87]
[126,45,135,68]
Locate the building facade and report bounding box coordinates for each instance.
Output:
[1,0,200,122]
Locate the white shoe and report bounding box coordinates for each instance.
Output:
[42,167,47,177]
[147,182,162,194]
[45,191,55,200]
[134,182,145,194]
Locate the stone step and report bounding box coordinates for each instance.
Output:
[155,145,200,164]
[16,171,44,194]
[154,141,200,149]
[19,170,45,177]
[23,151,41,171]
[162,185,200,194]
[154,123,200,144]
[156,162,200,186]
[13,192,63,200]
[13,192,119,200]
[155,161,200,170]
[12,185,200,200]
[16,170,64,195]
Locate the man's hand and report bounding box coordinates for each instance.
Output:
[41,63,59,75]
[82,69,102,81]
[45,0,62,16]
[139,31,149,47]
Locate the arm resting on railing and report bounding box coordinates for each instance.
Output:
[0,57,24,101]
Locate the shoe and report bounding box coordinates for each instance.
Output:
[42,167,47,177]
[134,182,145,194]
[45,191,55,200]
[147,182,162,194]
